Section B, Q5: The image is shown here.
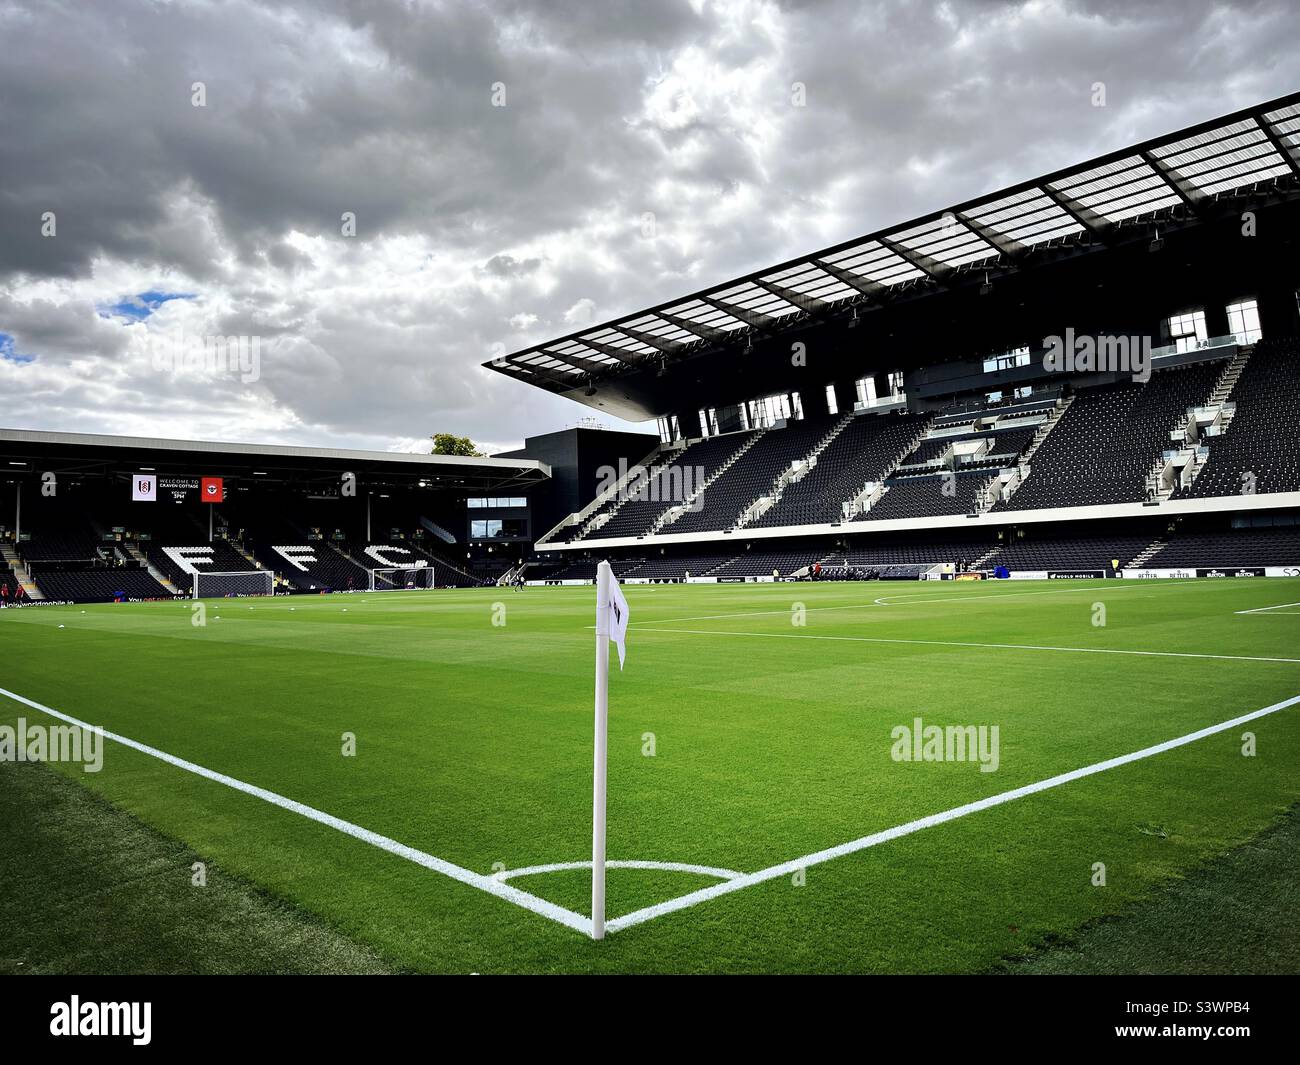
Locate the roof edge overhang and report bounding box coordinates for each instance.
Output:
[488,90,1300,414]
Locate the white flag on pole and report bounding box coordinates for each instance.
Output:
[607,574,629,670]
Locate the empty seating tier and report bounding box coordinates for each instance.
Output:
[990,534,1153,571]
[1174,338,1300,499]
[996,361,1222,510]
[579,432,758,541]
[752,412,929,528]
[1145,527,1300,568]
[668,416,835,535]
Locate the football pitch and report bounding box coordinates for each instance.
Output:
[3,578,1299,974]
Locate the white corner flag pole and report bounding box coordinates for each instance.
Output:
[591,560,612,940]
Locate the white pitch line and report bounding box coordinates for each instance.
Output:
[499,859,741,882]
[606,692,1300,934]
[632,627,1300,664]
[1235,601,1300,616]
[0,685,591,937]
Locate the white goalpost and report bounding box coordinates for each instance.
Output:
[191,570,275,599]
[368,565,436,591]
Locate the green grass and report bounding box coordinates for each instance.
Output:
[1003,804,1300,975]
[0,759,393,975]
[1,577,1298,973]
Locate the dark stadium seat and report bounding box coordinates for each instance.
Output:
[752,412,930,528]
[1144,526,1300,568]
[577,432,760,541]
[32,567,173,603]
[667,416,835,535]
[860,470,988,521]
[1173,337,1300,500]
[989,534,1152,572]
[995,360,1223,510]
[145,540,261,592]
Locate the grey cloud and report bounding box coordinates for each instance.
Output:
[0,0,1297,452]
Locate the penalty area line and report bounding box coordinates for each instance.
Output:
[606,692,1300,934]
[0,685,591,937]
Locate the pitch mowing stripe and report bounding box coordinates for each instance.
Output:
[606,693,1300,934]
[0,685,591,937]
[633,627,1300,663]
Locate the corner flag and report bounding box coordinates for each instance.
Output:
[607,568,629,670]
[591,560,628,939]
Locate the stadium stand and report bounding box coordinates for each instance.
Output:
[145,539,261,593]
[252,539,368,591]
[540,558,647,581]
[667,415,836,535]
[861,470,989,520]
[751,412,930,528]
[819,540,993,568]
[989,533,1153,572]
[707,550,823,578]
[578,431,760,541]
[348,541,486,587]
[1143,526,1300,568]
[624,554,735,579]
[997,360,1224,510]
[31,567,172,603]
[1174,337,1300,499]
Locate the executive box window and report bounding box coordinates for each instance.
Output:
[470,517,527,540]
[467,496,527,508]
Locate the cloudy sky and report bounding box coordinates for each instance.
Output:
[1,0,1296,455]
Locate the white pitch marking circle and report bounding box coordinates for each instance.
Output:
[496,859,742,882]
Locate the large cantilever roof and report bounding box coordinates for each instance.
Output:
[487,91,1300,396]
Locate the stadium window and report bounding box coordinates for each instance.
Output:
[1226,298,1262,344]
[982,346,1031,373]
[1014,385,1033,399]
[1167,309,1208,353]
[746,392,798,429]
[986,390,1004,403]
[825,383,838,416]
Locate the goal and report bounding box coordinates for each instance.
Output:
[368,566,436,591]
[192,569,275,599]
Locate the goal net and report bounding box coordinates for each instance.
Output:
[369,566,436,591]
[192,569,275,599]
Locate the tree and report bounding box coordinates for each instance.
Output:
[430,433,483,457]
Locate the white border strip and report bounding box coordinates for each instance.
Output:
[0,685,591,936]
[606,693,1300,933]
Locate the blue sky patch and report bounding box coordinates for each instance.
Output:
[0,332,36,363]
[100,289,196,321]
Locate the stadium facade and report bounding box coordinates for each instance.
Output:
[3,94,1300,602]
